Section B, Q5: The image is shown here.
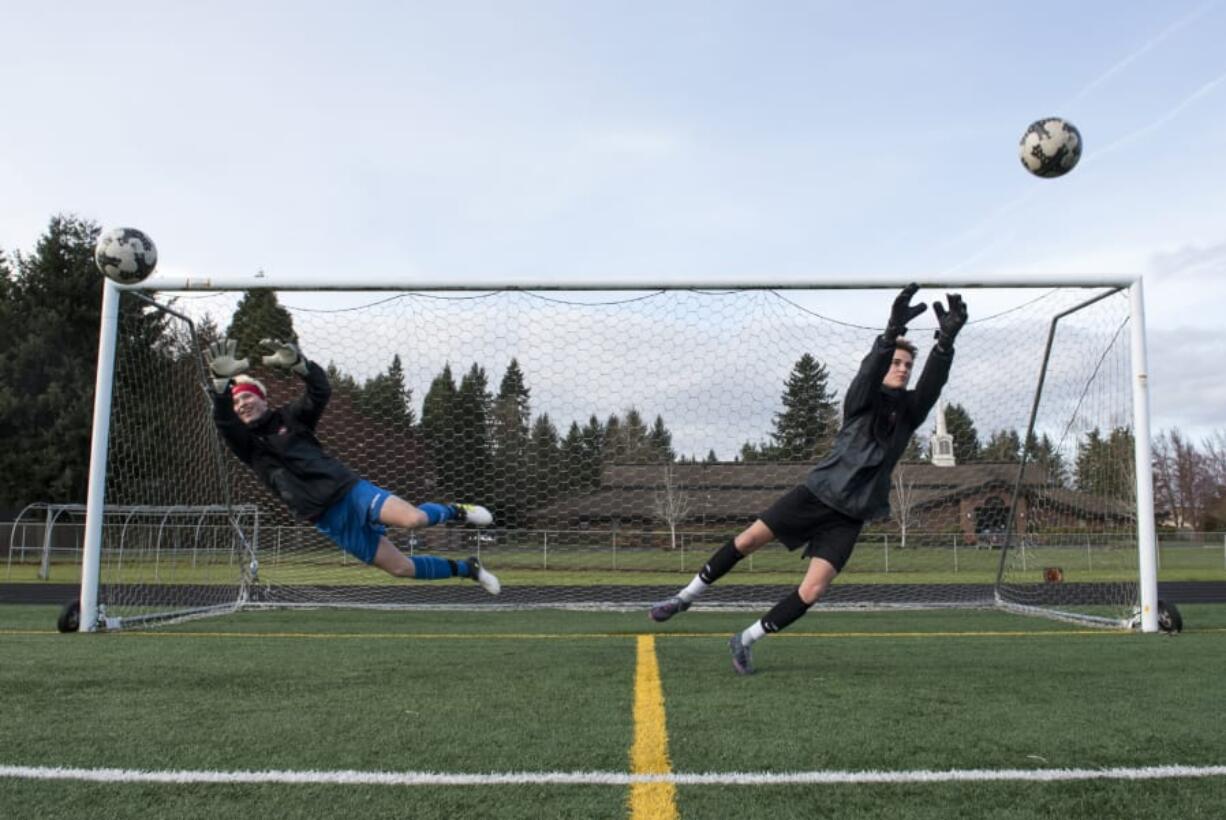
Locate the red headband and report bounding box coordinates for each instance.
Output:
[232,382,266,401]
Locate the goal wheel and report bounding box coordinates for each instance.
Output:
[56,600,81,633]
[1157,600,1182,634]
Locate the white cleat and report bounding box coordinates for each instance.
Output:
[452,503,493,527]
[467,556,501,595]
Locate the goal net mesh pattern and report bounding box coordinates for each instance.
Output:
[92,286,1138,627]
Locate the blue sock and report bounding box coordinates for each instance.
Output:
[411,555,456,580]
[417,502,454,526]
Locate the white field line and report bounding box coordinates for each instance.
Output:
[2,764,1225,787]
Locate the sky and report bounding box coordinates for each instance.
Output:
[2,0,1224,446]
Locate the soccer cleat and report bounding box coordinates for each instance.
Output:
[451,503,493,527]
[649,596,691,622]
[466,556,501,595]
[729,633,755,675]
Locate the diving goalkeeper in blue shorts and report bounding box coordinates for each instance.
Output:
[206,337,500,594]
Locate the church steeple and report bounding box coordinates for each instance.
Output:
[931,399,956,467]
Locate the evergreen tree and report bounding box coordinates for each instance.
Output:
[944,403,982,462]
[491,359,532,525]
[579,415,605,489]
[325,360,360,394]
[903,433,926,461]
[527,413,561,507]
[356,354,415,432]
[2,217,99,503]
[770,353,839,460]
[648,415,676,463]
[0,215,177,505]
[1024,430,1068,486]
[603,413,622,463]
[452,363,493,501]
[1075,426,1135,500]
[560,421,589,498]
[704,448,719,463]
[982,429,1022,462]
[605,408,654,462]
[420,363,458,495]
[225,289,297,360]
[738,440,771,462]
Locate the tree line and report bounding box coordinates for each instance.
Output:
[2,214,1224,531]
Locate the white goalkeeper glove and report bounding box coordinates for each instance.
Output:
[204,339,250,394]
[259,338,309,376]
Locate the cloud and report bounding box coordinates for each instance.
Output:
[1148,326,1226,436]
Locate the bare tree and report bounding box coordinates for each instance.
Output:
[652,464,692,550]
[1153,429,1208,529]
[1199,429,1226,529]
[891,469,918,549]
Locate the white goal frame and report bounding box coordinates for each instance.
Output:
[79,271,1159,632]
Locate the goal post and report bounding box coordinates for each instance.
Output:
[78,273,1159,632]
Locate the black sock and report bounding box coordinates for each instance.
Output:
[699,539,745,584]
[761,589,813,634]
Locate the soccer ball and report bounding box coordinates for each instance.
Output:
[94,227,158,285]
[1018,117,1082,178]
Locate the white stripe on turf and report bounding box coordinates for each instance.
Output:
[2,765,1226,786]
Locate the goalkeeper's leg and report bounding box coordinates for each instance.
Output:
[379,496,493,529]
[371,538,500,594]
[649,521,773,621]
[729,557,836,675]
[372,495,499,594]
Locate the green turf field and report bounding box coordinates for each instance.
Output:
[2,603,1224,819]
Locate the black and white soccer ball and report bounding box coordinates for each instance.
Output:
[1019,117,1082,178]
[94,227,158,285]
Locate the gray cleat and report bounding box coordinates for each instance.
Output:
[729,633,755,675]
[649,596,691,622]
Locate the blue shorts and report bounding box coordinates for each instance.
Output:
[314,480,392,564]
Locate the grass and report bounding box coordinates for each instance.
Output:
[2,604,1225,818]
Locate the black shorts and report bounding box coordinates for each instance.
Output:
[758,485,864,572]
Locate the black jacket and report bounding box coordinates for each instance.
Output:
[212,362,358,521]
[804,335,953,522]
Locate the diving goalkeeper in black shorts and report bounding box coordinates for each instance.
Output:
[649,284,966,674]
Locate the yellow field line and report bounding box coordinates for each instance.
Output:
[629,635,678,820]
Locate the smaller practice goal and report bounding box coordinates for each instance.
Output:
[74,274,1159,632]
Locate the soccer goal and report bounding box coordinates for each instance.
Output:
[76,272,1159,632]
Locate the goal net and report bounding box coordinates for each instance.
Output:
[81,282,1153,630]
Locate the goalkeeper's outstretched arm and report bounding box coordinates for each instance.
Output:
[261,339,330,430]
[908,293,966,426]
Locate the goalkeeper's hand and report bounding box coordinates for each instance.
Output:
[259,338,309,376]
[933,293,968,350]
[886,282,927,339]
[204,339,250,394]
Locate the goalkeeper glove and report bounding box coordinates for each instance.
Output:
[260,338,309,376]
[886,282,927,339]
[204,339,250,394]
[933,293,968,350]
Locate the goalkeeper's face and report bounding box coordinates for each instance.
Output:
[882,349,914,390]
[233,390,268,425]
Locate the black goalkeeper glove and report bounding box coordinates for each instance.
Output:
[886,283,927,339]
[933,293,968,350]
